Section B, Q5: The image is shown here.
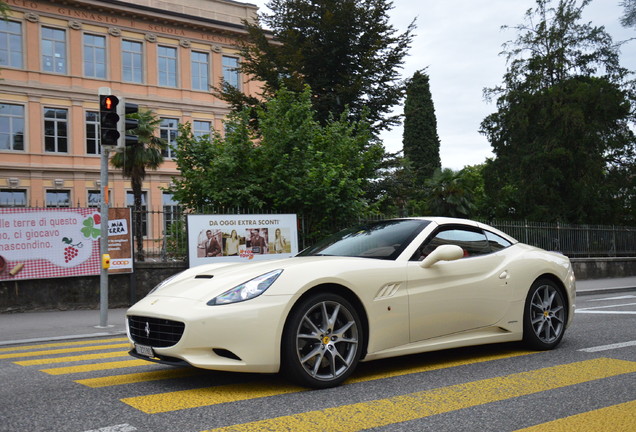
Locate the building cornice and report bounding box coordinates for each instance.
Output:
[7,0,260,37]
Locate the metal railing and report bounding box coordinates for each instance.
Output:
[131,208,636,261]
[488,220,636,258]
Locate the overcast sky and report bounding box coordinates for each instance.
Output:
[247,0,636,170]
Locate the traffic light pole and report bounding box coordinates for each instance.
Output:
[96,88,137,328]
[97,87,113,328]
[98,144,110,328]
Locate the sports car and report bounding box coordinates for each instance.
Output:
[126,217,576,388]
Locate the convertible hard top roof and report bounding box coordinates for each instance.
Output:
[398,217,519,244]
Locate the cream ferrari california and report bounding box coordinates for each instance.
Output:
[126,217,575,388]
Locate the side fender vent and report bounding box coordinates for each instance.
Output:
[375,283,401,300]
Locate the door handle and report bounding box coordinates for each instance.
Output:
[499,271,509,280]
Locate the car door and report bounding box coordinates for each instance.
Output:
[407,225,512,342]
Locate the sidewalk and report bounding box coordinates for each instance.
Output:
[0,308,128,346]
[1,277,634,347]
[575,276,636,295]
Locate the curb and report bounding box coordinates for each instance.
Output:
[576,286,636,296]
[0,330,127,347]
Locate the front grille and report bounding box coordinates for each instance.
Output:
[128,315,185,347]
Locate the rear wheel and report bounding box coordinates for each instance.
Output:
[282,293,363,388]
[523,278,567,350]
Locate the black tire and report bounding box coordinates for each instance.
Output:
[523,278,567,350]
[282,292,363,389]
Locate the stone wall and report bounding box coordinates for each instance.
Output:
[0,262,186,313]
[570,257,636,280]
[1,258,634,313]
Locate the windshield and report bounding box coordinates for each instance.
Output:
[298,219,430,260]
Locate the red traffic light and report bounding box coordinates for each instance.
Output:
[100,95,119,111]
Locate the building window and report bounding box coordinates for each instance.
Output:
[127,191,148,236]
[0,189,27,207]
[191,51,209,91]
[122,39,143,83]
[0,20,23,68]
[193,120,211,139]
[87,190,101,207]
[86,111,100,155]
[222,56,240,89]
[158,45,177,87]
[44,108,68,153]
[41,27,66,74]
[0,103,25,151]
[162,192,180,233]
[83,34,106,78]
[160,118,179,158]
[46,190,70,207]
[88,189,110,207]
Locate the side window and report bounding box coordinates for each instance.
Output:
[485,230,512,252]
[413,227,491,261]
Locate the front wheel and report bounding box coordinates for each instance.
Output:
[282,293,363,389]
[523,278,567,350]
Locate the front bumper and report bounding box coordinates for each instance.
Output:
[126,293,293,373]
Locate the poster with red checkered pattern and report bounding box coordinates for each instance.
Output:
[0,208,103,281]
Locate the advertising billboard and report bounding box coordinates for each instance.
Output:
[106,207,134,274]
[187,214,299,267]
[0,208,133,281]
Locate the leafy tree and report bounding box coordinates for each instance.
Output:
[620,0,636,28]
[171,111,266,210]
[365,152,422,216]
[1,1,9,19]
[217,0,415,134]
[481,0,635,223]
[402,69,441,184]
[110,109,166,261]
[170,86,384,241]
[456,164,488,218]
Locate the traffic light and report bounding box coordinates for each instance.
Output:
[118,102,139,147]
[99,95,120,147]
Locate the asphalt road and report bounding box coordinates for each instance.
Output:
[1,289,634,432]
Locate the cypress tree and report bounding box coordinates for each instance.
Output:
[402,70,441,183]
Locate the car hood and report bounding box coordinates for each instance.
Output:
[143,256,381,303]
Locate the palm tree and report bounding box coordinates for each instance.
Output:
[110,109,166,261]
[425,168,477,218]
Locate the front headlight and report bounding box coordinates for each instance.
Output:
[208,269,283,305]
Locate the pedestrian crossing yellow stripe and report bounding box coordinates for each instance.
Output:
[41,359,148,375]
[201,358,636,432]
[124,381,303,413]
[514,400,636,431]
[0,343,130,359]
[15,351,129,366]
[121,348,536,413]
[0,337,128,353]
[76,368,200,388]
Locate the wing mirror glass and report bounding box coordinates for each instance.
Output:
[420,244,464,268]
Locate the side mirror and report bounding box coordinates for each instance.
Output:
[420,244,464,268]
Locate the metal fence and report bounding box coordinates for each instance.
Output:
[135,207,636,261]
[487,220,636,258]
